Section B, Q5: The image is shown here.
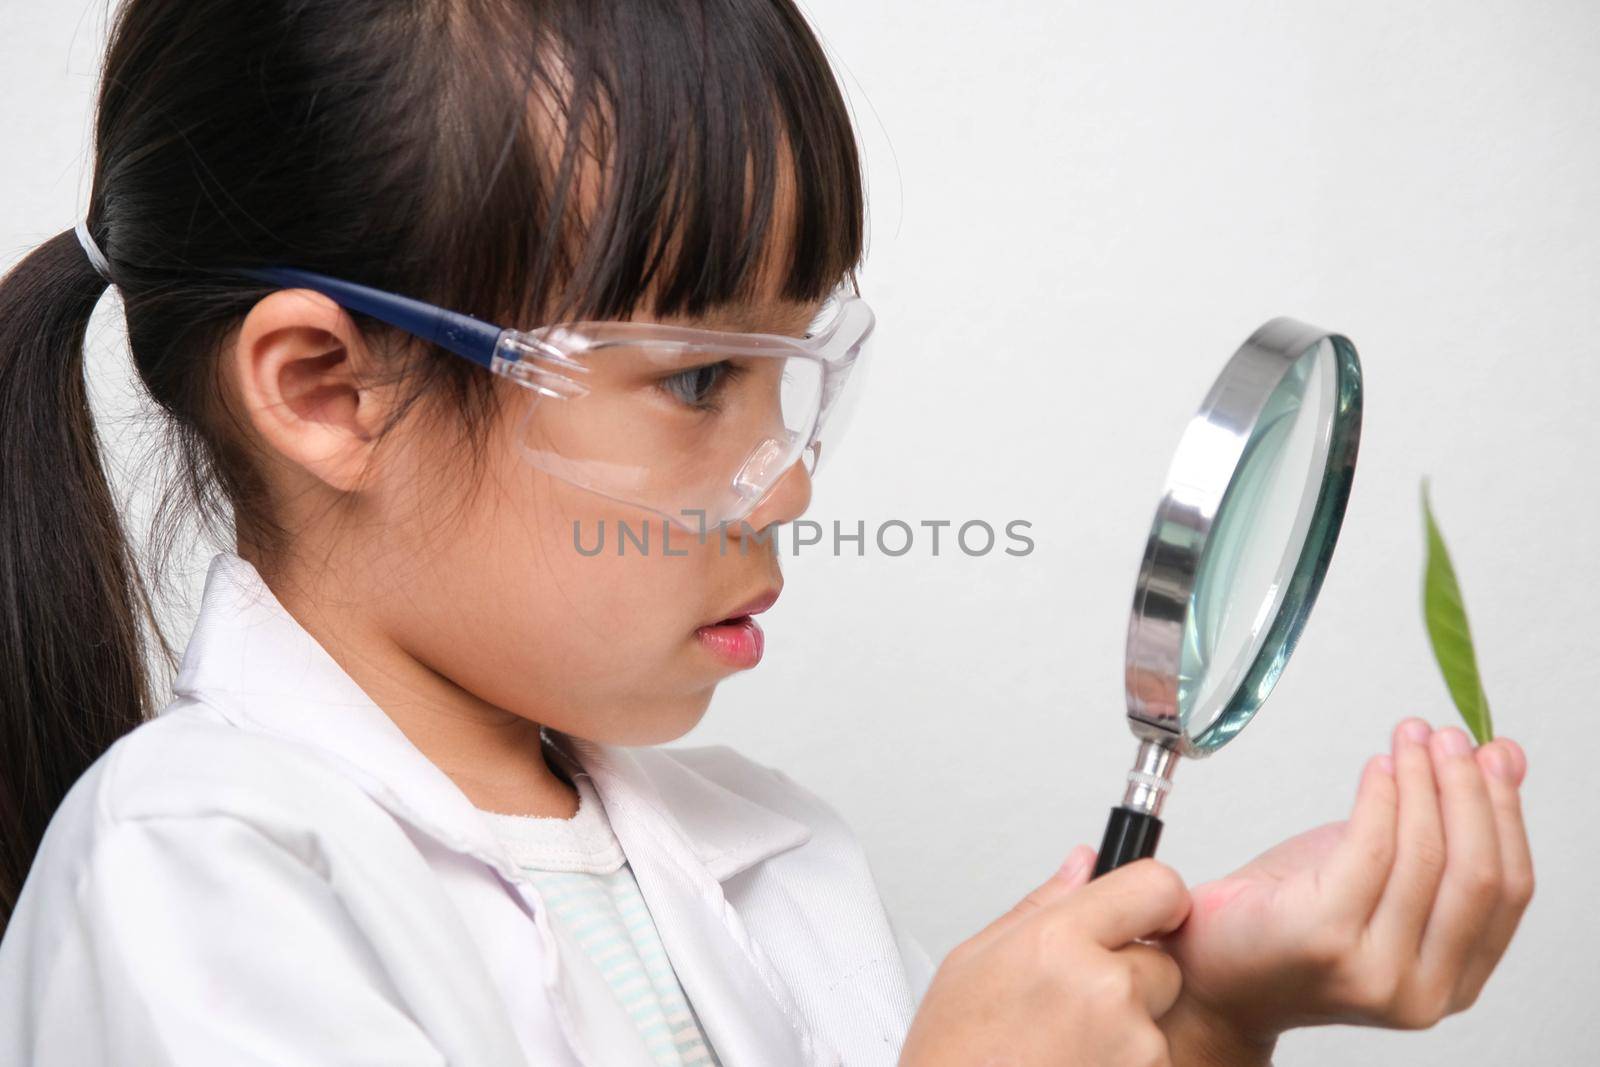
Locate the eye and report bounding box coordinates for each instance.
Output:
[657,360,744,410]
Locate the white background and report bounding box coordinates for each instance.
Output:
[4,1,1597,1063]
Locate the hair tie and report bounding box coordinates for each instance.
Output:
[74,220,113,283]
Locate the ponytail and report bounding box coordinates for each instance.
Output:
[0,230,161,930]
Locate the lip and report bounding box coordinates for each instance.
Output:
[695,616,766,669]
[717,585,781,623]
[694,584,781,671]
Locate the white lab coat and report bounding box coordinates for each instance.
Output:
[0,552,936,1065]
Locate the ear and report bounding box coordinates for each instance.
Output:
[228,289,396,493]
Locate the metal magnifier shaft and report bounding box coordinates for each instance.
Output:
[1091,739,1180,879]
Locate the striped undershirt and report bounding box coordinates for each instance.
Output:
[481,768,721,1067]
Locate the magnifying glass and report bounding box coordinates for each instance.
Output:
[1091,318,1363,879]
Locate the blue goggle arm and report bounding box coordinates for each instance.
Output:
[241,267,506,369]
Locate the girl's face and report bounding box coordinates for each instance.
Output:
[389,302,826,746]
[228,281,827,748]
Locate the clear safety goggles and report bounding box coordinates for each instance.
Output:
[244,268,874,529]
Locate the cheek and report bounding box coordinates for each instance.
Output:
[384,414,717,720]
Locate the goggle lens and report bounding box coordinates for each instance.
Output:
[512,295,871,528]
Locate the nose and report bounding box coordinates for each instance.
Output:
[731,458,813,537]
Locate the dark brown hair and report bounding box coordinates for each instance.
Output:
[0,0,864,928]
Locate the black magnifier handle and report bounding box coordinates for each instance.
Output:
[1090,805,1164,878]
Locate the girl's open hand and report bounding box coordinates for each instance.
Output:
[1160,718,1533,1056]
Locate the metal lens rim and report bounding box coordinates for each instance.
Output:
[1124,319,1364,758]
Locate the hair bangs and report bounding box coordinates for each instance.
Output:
[427,0,865,331]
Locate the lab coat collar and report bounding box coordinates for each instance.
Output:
[168,551,813,887]
[171,551,825,1064]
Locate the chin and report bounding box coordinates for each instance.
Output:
[632,689,718,747]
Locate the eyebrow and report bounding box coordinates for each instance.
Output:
[745,301,827,337]
[666,296,827,337]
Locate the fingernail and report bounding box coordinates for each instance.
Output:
[1056,847,1090,882]
[1401,719,1432,746]
[1376,754,1395,776]
[1435,727,1472,758]
[1504,738,1528,783]
[1483,744,1515,781]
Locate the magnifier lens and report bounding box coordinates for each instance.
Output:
[1097,321,1360,880]
[1179,339,1338,749]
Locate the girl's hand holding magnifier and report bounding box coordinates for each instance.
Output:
[900,856,1193,1067]
[1156,717,1534,1065]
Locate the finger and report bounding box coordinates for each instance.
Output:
[1371,719,1447,954]
[986,844,1097,939]
[1453,739,1535,1003]
[1063,858,1192,948]
[1418,727,1503,989]
[1114,941,1185,1018]
[1482,740,1532,892]
[1325,752,1400,924]
[1058,844,1098,891]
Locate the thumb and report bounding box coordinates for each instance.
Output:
[987,845,1097,937]
[1049,844,1098,893]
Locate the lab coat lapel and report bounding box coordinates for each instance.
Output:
[556,734,825,1066]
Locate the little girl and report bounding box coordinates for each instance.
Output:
[0,2,1532,1065]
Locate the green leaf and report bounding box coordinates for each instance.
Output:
[1421,479,1493,744]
